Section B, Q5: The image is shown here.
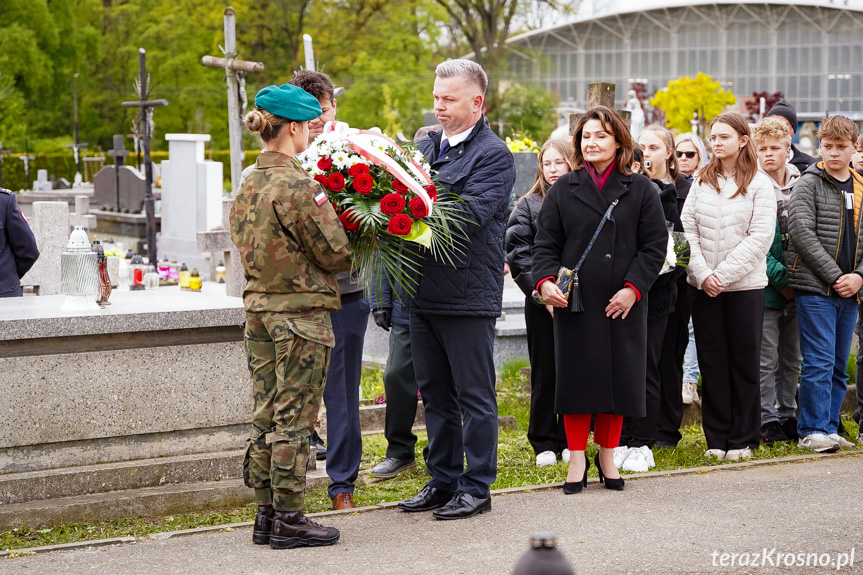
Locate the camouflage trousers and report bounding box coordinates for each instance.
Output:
[243,310,334,511]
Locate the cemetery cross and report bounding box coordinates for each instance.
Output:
[20,139,35,187]
[122,48,168,265]
[201,7,265,195]
[65,73,89,182]
[108,135,130,212]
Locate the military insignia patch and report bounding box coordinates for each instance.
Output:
[314,189,328,206]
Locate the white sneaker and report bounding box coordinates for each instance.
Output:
[704,449,726,460]
[724,448,753,462]
[612,446,631,468]
[535,450,557,466]
[682,381,697,405]
[828,434,855,449]
[622,445,655,472]
[798,433,840,453]
[561,449,571,463]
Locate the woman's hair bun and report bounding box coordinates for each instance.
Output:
[245,109,268,133]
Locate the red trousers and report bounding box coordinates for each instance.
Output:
[563,413,623,450]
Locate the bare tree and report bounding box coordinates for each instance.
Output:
[434,0,578,112]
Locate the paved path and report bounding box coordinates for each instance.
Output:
[4,455,862,574]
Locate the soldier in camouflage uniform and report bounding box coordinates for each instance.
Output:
[230,84,352,550]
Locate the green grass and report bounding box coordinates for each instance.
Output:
[2,359,860,553]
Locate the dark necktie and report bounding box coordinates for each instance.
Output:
[438,139,450,161]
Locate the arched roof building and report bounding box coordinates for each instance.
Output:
[505,1,863,121]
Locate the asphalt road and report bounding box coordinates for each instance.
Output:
[3,455,862,574]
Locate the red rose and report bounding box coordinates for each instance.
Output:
[424,184,438,202]
[339,209,361,232]
[317,157,333,171]
[352,174,374,195]
[387,213,413,235]
[314,175,329,188]
[327,172,346,192]
[348,163,370,177]
[380,193,406,216]
[409,197,429,219]
[392,178,409,194]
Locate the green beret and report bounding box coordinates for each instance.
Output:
[254,84,322,122]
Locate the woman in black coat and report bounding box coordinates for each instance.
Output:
[506,137,574,467]
[533,106,668,493]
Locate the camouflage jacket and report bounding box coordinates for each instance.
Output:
[230,151,352,313]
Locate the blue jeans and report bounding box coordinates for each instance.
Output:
[796,293,858,437]
[682,318,700,383]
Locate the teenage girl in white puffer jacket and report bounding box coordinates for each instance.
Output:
[681,112,776,463]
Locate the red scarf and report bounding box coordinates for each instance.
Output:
[584,161,614,190]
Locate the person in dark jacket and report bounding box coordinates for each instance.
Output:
[367,267,420,480]
[765,100,816,175]
[617,125,684,474]
[534,106,667,494]
[786,115,863,453]
[505,137,573,467]
[291,70,368,512]
[398,59,515,520]
[753,117,802,446]
[0,188,39,297]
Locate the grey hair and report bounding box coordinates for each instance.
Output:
[435,59,488,96]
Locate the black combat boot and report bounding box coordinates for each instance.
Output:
[269,510,340,549]
[252,504,274,545]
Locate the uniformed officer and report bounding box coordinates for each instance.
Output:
[229,84,352,550]
[0,188,39,297]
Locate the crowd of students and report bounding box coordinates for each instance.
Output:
[506,100,863,483]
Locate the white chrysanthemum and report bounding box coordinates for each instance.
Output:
[332,151,352,170]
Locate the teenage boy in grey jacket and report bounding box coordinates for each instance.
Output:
[787,115,863,453]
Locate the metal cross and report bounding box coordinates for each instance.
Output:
[122,48,168,265]
[201,7,264,194]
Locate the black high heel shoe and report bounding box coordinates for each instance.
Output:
[563,454,590,494]
[594,452,625,491]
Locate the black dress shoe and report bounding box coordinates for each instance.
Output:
[432,491,492,520]
[311,431,327,461]
[370,457,416,479]
[563,453,590,494]
[398,485,455,512]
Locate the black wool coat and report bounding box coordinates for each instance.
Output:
[532,168,668,417]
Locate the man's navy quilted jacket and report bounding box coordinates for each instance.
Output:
[413,120,515,317]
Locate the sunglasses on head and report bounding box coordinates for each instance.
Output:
[676,150,697,159]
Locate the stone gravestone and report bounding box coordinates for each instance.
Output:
[69,195,97,230]
[92,164,148,212]
[158,134,223,275]
[33,170,52,192]
[512,152,538,200]
[197,197,245,298]
[20,201,70,295]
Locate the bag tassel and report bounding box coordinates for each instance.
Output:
[569,273,583,312]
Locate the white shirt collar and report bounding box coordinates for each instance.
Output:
[441,124,475,150]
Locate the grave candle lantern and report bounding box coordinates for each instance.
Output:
[144,264,159,289]
[130,254,145,291]
[179,263,191,290]
[189,268,203,292]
